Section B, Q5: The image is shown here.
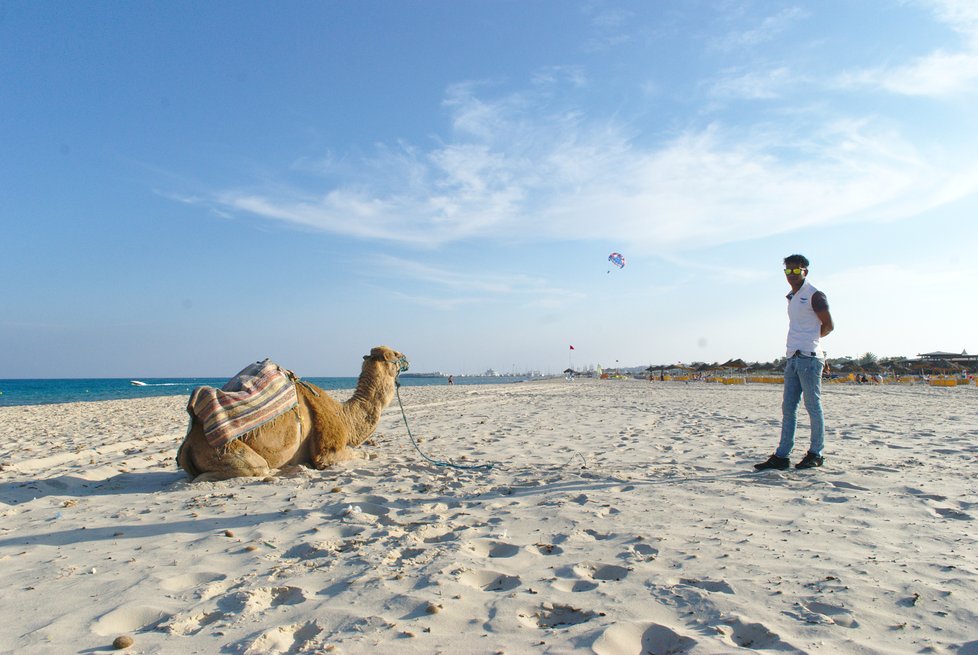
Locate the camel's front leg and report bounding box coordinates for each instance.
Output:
[308,426,353,469]
[194,440,274,482]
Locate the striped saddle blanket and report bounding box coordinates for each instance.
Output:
[188,359,299,449]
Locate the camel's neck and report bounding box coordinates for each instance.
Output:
[341,374,396,446]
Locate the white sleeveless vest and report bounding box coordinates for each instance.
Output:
[785,280,824,357]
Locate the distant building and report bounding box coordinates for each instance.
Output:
[917,350,977,364]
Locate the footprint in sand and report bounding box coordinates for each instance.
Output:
[217,586,307,616]
[160,610,224,636]
[342,494,391,510]
[906,487,947,501]
[158,571,227,593]
[715,616,795,651]
[457,569,521,592]
[465,538,521,558]
[574,562,630,582]
[530,542,564,556]
[907,489,974,520]
[830,480,869,491]
[679,578,734,594]
[577,528,616,541]
[282,542,333,560]
[333,495,392,524]
[620,542,658,562]
[384,546,428,566]
[792,600,859,627]
[518,602,599,629]
[553,578,600,592]
[553,562,629,592]
[592,621,699,655]
[241,620,324,655]
[934,506,973,521]
[91,604,173,636]
[422,529,462,543]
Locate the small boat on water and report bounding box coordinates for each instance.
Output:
[130,380,148,386]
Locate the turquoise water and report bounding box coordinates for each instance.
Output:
[0,375,529,407]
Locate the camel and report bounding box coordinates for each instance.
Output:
[176,346,408,482]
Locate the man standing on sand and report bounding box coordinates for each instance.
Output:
[755,254,834,471]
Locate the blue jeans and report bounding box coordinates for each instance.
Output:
[777,354,825,458]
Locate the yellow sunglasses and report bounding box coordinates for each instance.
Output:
[784,268,806,275]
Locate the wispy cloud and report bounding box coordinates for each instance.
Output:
[195,81,958,252]
[840,49,978,96]
[839,0,978,96]
[710,66,797,99]
[582,6,635,52]
[184,3,978,255]
[928,0,978,39]
[714,6,808,52]
[367,255,584,309]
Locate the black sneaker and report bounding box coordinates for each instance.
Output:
[795,452,824,469]
[754,455,790,471]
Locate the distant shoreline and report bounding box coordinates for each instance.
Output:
[0,374,535,408]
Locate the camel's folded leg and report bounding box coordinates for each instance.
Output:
[310,446,356,469]
[193,439,273,482]
[308,430,354,469]
[300,394,354,469]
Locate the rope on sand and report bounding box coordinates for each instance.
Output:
[394,383,495,472]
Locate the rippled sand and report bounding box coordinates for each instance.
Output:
[1,379,976,653]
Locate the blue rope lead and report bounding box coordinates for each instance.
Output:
[395,382,495,471]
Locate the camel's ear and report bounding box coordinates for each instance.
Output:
[368,346,390,361]
[363,355,370,361]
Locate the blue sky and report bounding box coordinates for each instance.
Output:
[3,1,977,377]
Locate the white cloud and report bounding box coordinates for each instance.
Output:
[710,66,796,99]
[926,0,978,39]
[194,2,978,257]
[839,0,978,96]
[367,255,584,309]
[714,6,808,51]
[842,49,978,96]
[200,81,965,253]
[531,119,944,249]
[582,6,635,52]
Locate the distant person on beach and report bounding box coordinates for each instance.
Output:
[755,254,834,471]
[448,375,454,385]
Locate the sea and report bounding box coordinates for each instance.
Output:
[0,375,532,408]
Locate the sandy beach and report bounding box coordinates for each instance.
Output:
[1,379,976,654]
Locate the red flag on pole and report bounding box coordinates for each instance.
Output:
[569,345,575,350]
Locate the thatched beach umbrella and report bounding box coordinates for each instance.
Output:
[909,359,960,375]
[932,360,962,374]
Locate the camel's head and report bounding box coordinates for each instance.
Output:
[363,346,409,378]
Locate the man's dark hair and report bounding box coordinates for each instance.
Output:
[784,254,810,268]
